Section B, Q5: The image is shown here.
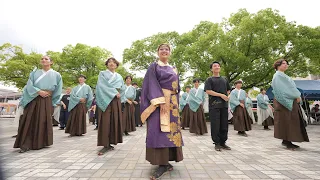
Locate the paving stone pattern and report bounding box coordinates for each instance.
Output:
[1,118,320,180]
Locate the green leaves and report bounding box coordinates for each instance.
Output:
[58,43,113,88]
[0,43,131,90]
[123,8,320,90]
[123,32,182,72]
[1,9,319,91]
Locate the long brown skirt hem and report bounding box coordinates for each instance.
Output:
[146,147,183,165]
[189,105,208,135]
[14,96,53,150]
[65,103,87,136]
[274,99,309,142]
[181,105,191,128]
[233,106,252,131]
[123,103,136,133]
[262,116,274,126]
[97,97,123,146]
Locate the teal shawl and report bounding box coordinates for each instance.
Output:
[271,71,301,111]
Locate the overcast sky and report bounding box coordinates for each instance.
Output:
[0,0,319,64]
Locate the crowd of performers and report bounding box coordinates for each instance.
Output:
[12,44,309,180]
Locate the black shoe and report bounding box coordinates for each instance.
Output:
[291,143,300,148]
[59,127,64,130]
[282,140,299,149]
[221,144,231,150]
[98,145,115,155]
[264,127,271,130]
[167,163,173,171]
[238,131,248,137]
[282,140,290,146]
[286,143,298,150]
[215,144,221,151]
[150,165,169,180]
[124,132,129,136]
[19,147,30,153]
[12,135,17,138]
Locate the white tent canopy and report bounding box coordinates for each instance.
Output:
[0,83,21,100]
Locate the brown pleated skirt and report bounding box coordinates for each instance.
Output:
[65,103,87,136]
[262,116,274,126]
[189,105,208,135]
[123,102,136,133]
[97,97,123,147]
[14,96,53,150]
[52,117,59,126]
[233,106,252,131]
[274,99,309,142]
[146,147,183,165]
[181,104,191,128]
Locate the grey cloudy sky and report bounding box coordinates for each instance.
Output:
[0,0,319,63]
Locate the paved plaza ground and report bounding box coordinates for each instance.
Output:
[1,118,320,180]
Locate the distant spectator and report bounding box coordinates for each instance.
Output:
[311,104,319,113]
[311,104,320,122]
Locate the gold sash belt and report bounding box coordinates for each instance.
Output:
[141,88,176,132]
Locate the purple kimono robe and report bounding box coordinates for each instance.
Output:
[89,99,96,118]
[141,61,184,148]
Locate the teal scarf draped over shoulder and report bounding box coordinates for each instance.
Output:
[271,71,301,111]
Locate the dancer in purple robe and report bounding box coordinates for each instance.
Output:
[141,44,184,180]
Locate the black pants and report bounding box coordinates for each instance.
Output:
[59,111,70,128]
[209,107,228,145]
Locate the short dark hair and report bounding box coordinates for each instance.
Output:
[260,88,265,92]
[42,55,53,62]
[273,59,289,70]
[315,104,319,107]
[193,78,200,83]
[105,57,120,67]
[125,75,133,81]
[79,74,87,79]
[132,82,138,86]
[234,80,242,85]
[185,86,191,89]
[210,61,220,69]
[157,43,171,51]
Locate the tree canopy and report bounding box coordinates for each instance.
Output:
[0,43,130,89]
[123,8,320,90]
[1,8,319,91]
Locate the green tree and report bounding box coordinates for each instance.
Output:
[292,25,320,75]
[59,43,113,88]
[249,90,260,98]
[178,9,312,89]
[0,43,43,89]
[0,43,131,90]
[123,32,190,79]
[131,77,144,87]
[123,8,320,89]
